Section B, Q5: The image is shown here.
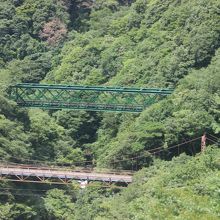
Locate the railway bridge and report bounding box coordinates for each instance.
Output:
[8,83,173,113]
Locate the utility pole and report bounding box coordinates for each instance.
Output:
[201,133,206,152]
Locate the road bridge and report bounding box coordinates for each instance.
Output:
[8,83,173,112]
[0,164,133,185]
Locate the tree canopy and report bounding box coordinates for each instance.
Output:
[0,0,219,219]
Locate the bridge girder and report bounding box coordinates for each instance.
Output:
[8,83,173,113]
[0,165,133,185]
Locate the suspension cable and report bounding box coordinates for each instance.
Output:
[0,136,202,166]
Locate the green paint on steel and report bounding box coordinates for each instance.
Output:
[8,83,174,113]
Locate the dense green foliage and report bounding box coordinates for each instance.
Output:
[96,147,220,220]
[0,147,219,219]
[0,0,219,219]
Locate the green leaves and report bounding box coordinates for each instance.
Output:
[1,53,52,83]
[164,110,213,144]
[28,109,66,160]
[0,203,36,220]
[96,147,220,219]
[0,0,70,64]
[0,0,220,218]
[0,114,31,160]
[44,189,75,219]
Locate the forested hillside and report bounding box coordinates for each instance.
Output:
[0,0,219,219]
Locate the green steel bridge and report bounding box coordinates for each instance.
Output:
[8,83,173,113]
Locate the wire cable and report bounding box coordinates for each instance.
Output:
[109,137,201,163]
[0,136,202,168]
[206,137,219,145]
[2,137,200,165]
[207,133,219,141]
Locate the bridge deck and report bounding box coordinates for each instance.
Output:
[0,165,133,184]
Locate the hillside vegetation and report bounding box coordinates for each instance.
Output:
[0,0,219,219]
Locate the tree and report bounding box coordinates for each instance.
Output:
[39,18,67,45]
[44,189,75,220]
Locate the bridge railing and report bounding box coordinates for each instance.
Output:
[0,162,134,176]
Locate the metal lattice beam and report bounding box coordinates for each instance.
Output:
[8,83,174,113]
[0,165,133,184]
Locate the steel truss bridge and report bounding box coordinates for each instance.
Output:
[8,83,173,113]
[0,164,133,185]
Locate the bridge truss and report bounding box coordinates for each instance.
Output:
[0,164,133,185]
[8,83,173,113]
